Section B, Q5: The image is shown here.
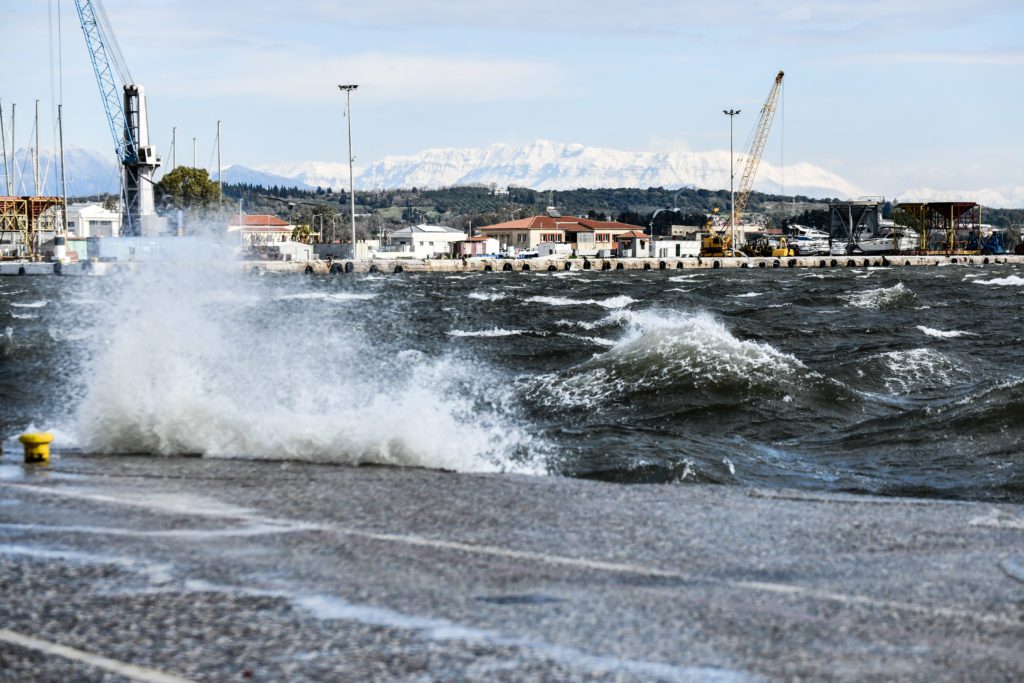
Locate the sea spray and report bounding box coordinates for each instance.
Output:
[70,252,542,473]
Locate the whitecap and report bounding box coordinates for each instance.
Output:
[532,309,805,408]
[526,295,635,309]
[974,275,1024,286]
[873,348,966,393]
[844,282,917,309]
[276,292,376,302]
[468,292,507,301]
[11,300,47,309]
[917,326,976,339]
[558,333,616,347]
[448,328,526,338]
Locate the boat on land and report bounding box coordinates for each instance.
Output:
[830,228,920,255]
[788,225,830,255]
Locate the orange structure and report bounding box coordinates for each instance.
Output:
[893,202,981,254]
[0,196,63,259]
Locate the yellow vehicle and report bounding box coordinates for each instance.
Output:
[699,208,733,257]
[743,235,795,257]
[771,236,795,257]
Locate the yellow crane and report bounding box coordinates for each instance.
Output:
[701,70,785,257]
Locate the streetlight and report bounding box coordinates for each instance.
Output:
[339,84,358,259]
[723,109,740,255]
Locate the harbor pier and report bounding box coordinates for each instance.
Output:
[251,253,1024,275]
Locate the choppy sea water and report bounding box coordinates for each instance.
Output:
[2,262,1022,503]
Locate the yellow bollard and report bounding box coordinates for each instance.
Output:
[19,432,54,464]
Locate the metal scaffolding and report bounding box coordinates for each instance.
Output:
[0,196,63,259]
[893,202,980,254]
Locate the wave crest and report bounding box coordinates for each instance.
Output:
[530,310,804,408]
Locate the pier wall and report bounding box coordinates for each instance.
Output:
[2,254,1022,276]
[248,254,1024,275]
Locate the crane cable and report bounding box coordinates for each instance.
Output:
[94,0,133,86]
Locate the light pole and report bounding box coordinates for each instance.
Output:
[339,84,358,259]
[723,109,740,255]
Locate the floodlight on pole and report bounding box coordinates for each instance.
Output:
[723,109,741,255]
[339,84,359,259]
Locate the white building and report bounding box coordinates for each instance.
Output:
[66,203,121,238]
[227,214,294,245]
[381,224,467,259]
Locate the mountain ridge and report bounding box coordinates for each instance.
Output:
[6,142,1021,208]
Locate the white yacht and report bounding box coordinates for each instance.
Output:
[833,228,919,254]
[788,225,830,255]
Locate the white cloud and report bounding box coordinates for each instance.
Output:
[158,51,564,103]
[838,50,1024,66]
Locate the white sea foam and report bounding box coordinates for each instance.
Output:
[467,291,507,301]
[70,254,541,474]
[558,333,616,347]
[276,291,376,302]
[844,282,917,309]
[916,326,976,339]
[974,275,1024,286]
[533,309,804,407]
[527,295,635,309]
[11,300,47,308]
[729,292,761,298]
[874,348,966,393]
[448,328,525,338]
[555,318,607,331]
[11,313,37,320]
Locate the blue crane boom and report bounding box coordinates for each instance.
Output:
[74,0,160,235]
[73,0,137,164]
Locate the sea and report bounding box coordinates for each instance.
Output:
[2,260,1022,503]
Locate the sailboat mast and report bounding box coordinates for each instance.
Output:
[34,99,40,196]
[216,119,221,201]
[58,104,68,234]
[10,103,15,195]
[0,99,9,196]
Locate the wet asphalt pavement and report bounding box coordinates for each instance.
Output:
[1,454,1023,682]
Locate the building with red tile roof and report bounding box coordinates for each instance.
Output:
[477,216,643,251]
[227,214,294,245]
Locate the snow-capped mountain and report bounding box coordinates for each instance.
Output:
[3,146,121,197]
[219,165,305,189]
[896,186,1024,210]
[253,161,357,191]
[17,142,1021,208]
[353,139,865,199]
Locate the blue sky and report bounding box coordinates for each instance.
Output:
[4,0,1023,196]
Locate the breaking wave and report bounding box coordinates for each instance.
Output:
[448,328,525,338]
[526,295,635,309]
[468,291,508,301]
[275,292,376,302]
[69,259,543,474]
[917,326,976,339]
[866,348,968,394]
[844,282,918,309]
[974,275,1024,286]
[529,309,806,409]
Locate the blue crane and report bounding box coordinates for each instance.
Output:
[74,0,161,236]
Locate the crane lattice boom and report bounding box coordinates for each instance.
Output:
[731,70,784,225]
[74,0,159,236]
[74,0,137,164]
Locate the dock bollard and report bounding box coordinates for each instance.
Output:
[19,432,53,464]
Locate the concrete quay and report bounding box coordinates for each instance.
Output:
[0,454,1022,681]
[250,253,1024,275]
